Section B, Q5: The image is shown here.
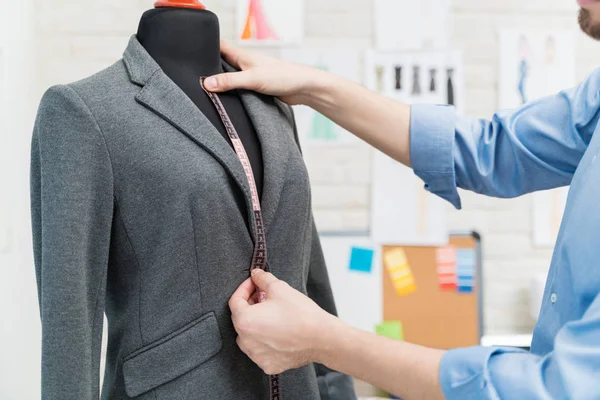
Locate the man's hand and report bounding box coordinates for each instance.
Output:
[205,42,412,167]
[229,269,341,375]
[230,270,445,400]
[203,41,328,105]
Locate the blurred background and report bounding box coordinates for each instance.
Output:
[1,0,598,398]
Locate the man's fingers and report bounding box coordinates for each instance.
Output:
[248,290,259,306]
[204,70,255,93]
[251,269,280,294]
[229,277,255,313]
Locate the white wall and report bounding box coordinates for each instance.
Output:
[0,0,40,399]
[4,2,597,397]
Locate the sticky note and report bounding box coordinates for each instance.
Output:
[384,248,408,269]
[456,249,476,293]
[384,248,417,296]
[349,247,374,273]
[436,246,457,264]
[456,248,476,265]
[436,246,457,291]
[457,283,474,293]
[376,321,404,341]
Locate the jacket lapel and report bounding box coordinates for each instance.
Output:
[123,36,255,235]
[237,89,292,231]
[123,36,293,237]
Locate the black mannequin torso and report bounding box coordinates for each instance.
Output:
[137,8,264,197]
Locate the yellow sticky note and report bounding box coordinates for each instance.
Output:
[384,248,408,269]
[384,248,417,296]
[395,279,417,295]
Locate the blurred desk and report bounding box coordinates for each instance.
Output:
[481,334,533,350]
[360,398,389,400]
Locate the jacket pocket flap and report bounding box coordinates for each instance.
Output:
[123,312,222,398]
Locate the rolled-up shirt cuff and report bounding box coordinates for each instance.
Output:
[440,346,524,400]
[409,104,461,209]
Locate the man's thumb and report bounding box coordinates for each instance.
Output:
[204,71,253,93]
[251,269,279,293]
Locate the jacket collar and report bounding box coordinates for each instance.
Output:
[123,35,162,86]
[122,35,290,236]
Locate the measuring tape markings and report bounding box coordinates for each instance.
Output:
[200,78,281,400]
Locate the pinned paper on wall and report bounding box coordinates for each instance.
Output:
[499,31,575,248]
[424,0,453,49]
[371,150,448,245]
[374,0,453,51]
[383,248,417,296]
[320,236,382,333]
[436,246,456,291]
[365,50,465,114]
[532,187,569,247]
[279,49,361,147]
[236,0,304,45]
[349,247,375,273]
[374,0,424,51]
[456,249,476,293]
[376,321,404,341]
[499,30,575,110]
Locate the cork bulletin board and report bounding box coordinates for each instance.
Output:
[382,232,482,349]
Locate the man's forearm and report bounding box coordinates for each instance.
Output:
[316,319,445,400]
[304,71,412,167]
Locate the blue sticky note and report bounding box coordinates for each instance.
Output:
[456,249,476,266]
[349,247,374,273]
[457,285,474,294]
[456,249,476,294]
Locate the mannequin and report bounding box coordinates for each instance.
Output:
[137,0,264,196]
[31,0,357,398]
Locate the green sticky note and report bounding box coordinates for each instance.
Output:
[376,321,404,341]
[310,111,337,141]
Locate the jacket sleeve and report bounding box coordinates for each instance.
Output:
[278,100,358,400]
[31,85,114,399]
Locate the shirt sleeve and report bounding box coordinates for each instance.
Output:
[410,68,600,209]
[439,291,600,400]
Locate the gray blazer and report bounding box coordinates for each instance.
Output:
[30,36,357,400]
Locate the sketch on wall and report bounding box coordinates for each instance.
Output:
[499,30,575,248]
[499,30,575,109]
[374,0,453,51]
[279,49,361,147]
[374,0,424,51]
[371,150,448,246]
[236,0,304,45]
[365,50,464,114]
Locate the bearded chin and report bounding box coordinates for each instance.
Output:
[579,8,600,40]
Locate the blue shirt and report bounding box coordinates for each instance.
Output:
[410,68,600,399]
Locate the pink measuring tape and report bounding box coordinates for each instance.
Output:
[201,78,281,400]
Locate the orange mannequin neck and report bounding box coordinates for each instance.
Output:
[154,0,206,10]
